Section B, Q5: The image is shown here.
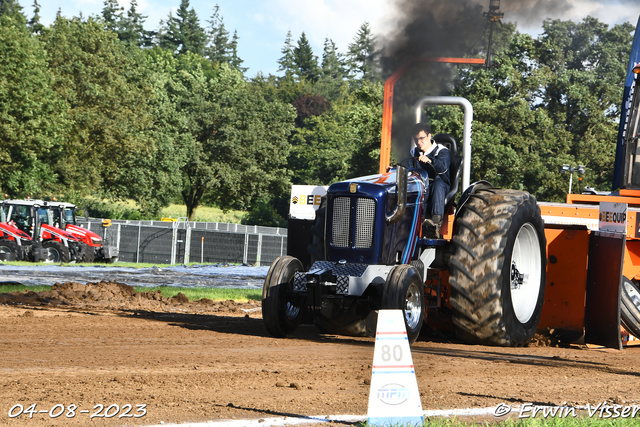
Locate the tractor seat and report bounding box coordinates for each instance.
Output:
[432,133,462,209]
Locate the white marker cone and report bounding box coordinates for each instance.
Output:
[367,310,424,426]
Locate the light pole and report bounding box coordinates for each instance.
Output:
[483,0,505,69]
[560,164,585,194]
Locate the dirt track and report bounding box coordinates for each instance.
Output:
[1,282,640,426]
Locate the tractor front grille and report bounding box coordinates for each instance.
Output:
[331,197,351,248]
[331,196,375,249]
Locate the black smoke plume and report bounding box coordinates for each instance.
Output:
[379,0,573,159]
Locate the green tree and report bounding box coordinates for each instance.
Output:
[101,0,122,33]
[0,0,23,18]
[316,38,348,101]
[0,13,66,197]
[445,17,634,201]
[150,55,295,219]
[206,5,230,63]
[321,38,345,80]
[227,30,246,73]
[158,0,207,56]
[205,7,246,73]
[289,81,383,184]
[41,16,155,201]
[346,22,379,81]
[106,48,190,216]
[120,0,153,47]
[27,0,43,34]
[294,32,319,82]
[277,30,297,79]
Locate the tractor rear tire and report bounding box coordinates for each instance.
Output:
[262,256,306,337]
[449,189,546,346]
[621,277,640,338]
[42,241,70,263]
[0,239,20,261]
[382,264,424,344]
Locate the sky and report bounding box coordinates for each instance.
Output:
[19,0,640,77]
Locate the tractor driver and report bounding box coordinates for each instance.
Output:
[409,123,450,238]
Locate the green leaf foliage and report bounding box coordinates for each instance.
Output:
[0,14,66,197]
[40,16,155,201]
[435,17,635,201]
[149,55,295,220]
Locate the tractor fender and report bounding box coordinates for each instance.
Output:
[456,180,496,216]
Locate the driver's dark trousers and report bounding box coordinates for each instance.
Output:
[427,175,449,219]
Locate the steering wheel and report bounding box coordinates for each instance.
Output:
[421,160,438,180]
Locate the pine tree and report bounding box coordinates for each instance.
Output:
[294,32,319,82]
[101,0,122,33]
[228,30,247,73]
[159,0,207,55]
[321,38,345,80]
[206,5,230,63]
[205,5,246,73]
[277,30,297,79]
[346,22,379,81]
[27,0,44,34]
[120,0,153,47]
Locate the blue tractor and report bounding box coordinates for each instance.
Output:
[263,96,548,345]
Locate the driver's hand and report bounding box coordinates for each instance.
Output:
[419,154,430,163]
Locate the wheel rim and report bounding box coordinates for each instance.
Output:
[624,280,640,308]
[510,223,542,323]
[404,282,422,330]
[0,245,12,254]
[44,247,60,263]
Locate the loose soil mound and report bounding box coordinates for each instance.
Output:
[0,281,258,314]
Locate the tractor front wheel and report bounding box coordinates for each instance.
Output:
[449,189,546,346]
[382,264,424,344]
[42,241,70,264]
[262,256,306,337]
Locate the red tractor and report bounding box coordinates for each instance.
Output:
[0,208,41,262]
[44,201,118,263]
[1,199,86,263]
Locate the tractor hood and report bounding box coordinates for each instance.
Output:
[324,168,428,265]
[0,222,32,242]
[66,224,102,241]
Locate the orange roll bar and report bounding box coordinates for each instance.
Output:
[379,57,486,174]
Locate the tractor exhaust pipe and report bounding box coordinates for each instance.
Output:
[386,165,407,224]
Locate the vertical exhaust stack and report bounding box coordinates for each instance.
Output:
[386,165,408,224]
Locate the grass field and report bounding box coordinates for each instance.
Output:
[76,197,246,223]
[415,419,640,426]
[159,203,245,223]
[0,283,261,302]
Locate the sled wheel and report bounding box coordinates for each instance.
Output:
[449,189,546,346]
[0,239,20,261]
[382,264,424,344]
[42,240,70,263]
[621,277,640,338]
[262,256,305,337]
